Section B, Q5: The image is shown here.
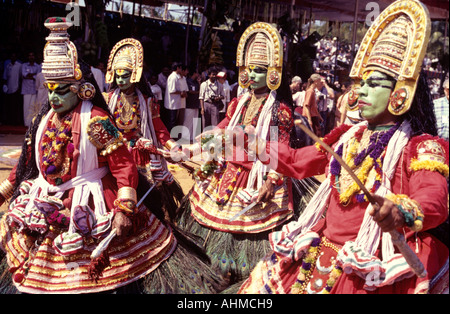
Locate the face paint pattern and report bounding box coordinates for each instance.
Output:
[47,83,79,114]
[248,65,268,91]
[115,69,133,91]
[357,70,396,123]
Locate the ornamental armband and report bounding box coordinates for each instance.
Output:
[410,139,449,178]
[385,193,424,232]
[113,187,138,216]
[87,116,125,156]
[0,179,14,200]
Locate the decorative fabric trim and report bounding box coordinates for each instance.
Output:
[0,212,176,294]
[87,116,124,156]
[410,159,449,178]
[337,241,416,291]
[190,180,291,234]
[408,136,449,178]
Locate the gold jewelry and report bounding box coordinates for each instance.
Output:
[350,0,431,116]
[243,93,267,125]
[236,22,283,91]
[106,38,144,84]
[165,139,180,151]
[0,179,14,199]
[117,186,137,203]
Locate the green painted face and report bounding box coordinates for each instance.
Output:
[47,83,79,114]
[248,65,268,92]
[357,70,396,124]
[115,69,133,91]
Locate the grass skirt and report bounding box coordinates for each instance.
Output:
[176,177,320,286]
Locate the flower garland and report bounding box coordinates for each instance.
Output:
[290,237,343,294]
[114,94,141,133]
[41,111,74,185]
[330,122,400,205]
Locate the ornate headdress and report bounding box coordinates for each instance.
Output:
[236,22,283,91]
[42,17,95,100]
[105,38,144,84]
[42,17,82,83]
[348,0,431,115]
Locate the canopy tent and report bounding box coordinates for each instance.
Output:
[151,0,449,21]
[54,0,448,22]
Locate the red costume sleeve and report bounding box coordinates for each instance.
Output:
[90,107,139,191]
[105,145,139,190]
[277,102,294,145]
[152,116,172,147]
[264,124,352,179]
[401,135,449,234]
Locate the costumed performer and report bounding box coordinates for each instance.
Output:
[104,38,184,223]
[176,22,320,285]
[238,0,449,294]
[0,17,225,294]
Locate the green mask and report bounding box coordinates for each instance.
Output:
[357,70,396,124]
[47,83,79,114]
[115,69,133,91]
[248,65,268,92]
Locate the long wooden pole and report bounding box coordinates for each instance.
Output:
[295,120,427,278]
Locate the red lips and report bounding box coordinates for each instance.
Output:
[358,100,371,108]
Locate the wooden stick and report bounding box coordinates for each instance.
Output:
[295,120,427,278]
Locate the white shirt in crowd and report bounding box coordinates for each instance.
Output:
[164,71,186,110]
[199,79,225,104]
[293,90,305,108]
[3,60,22,94]
[150,83,163,102]
[158,72,168,90]
[21,62,41,95]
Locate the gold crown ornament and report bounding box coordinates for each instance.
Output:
[236,22,283,91]
[42,17,82,83]
[349,0,431,115]
[105,38,144,84]
[42,17,95,101]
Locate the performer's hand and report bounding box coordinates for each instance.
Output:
[158,147,188,163]
[256,179,275,203]
[368,194,405,232]
[112,211,133,238]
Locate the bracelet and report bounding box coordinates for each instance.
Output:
[117,187,137,204]
[265,173,283,186]
[165,139,181,152]
[113,199,136,216]
[0,179,14,199]
[385,193,424,232]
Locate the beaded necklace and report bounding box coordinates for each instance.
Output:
[41,111,74,185]
[330,122,400,205]
[238,93,269,127]
[114,93,140,133]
